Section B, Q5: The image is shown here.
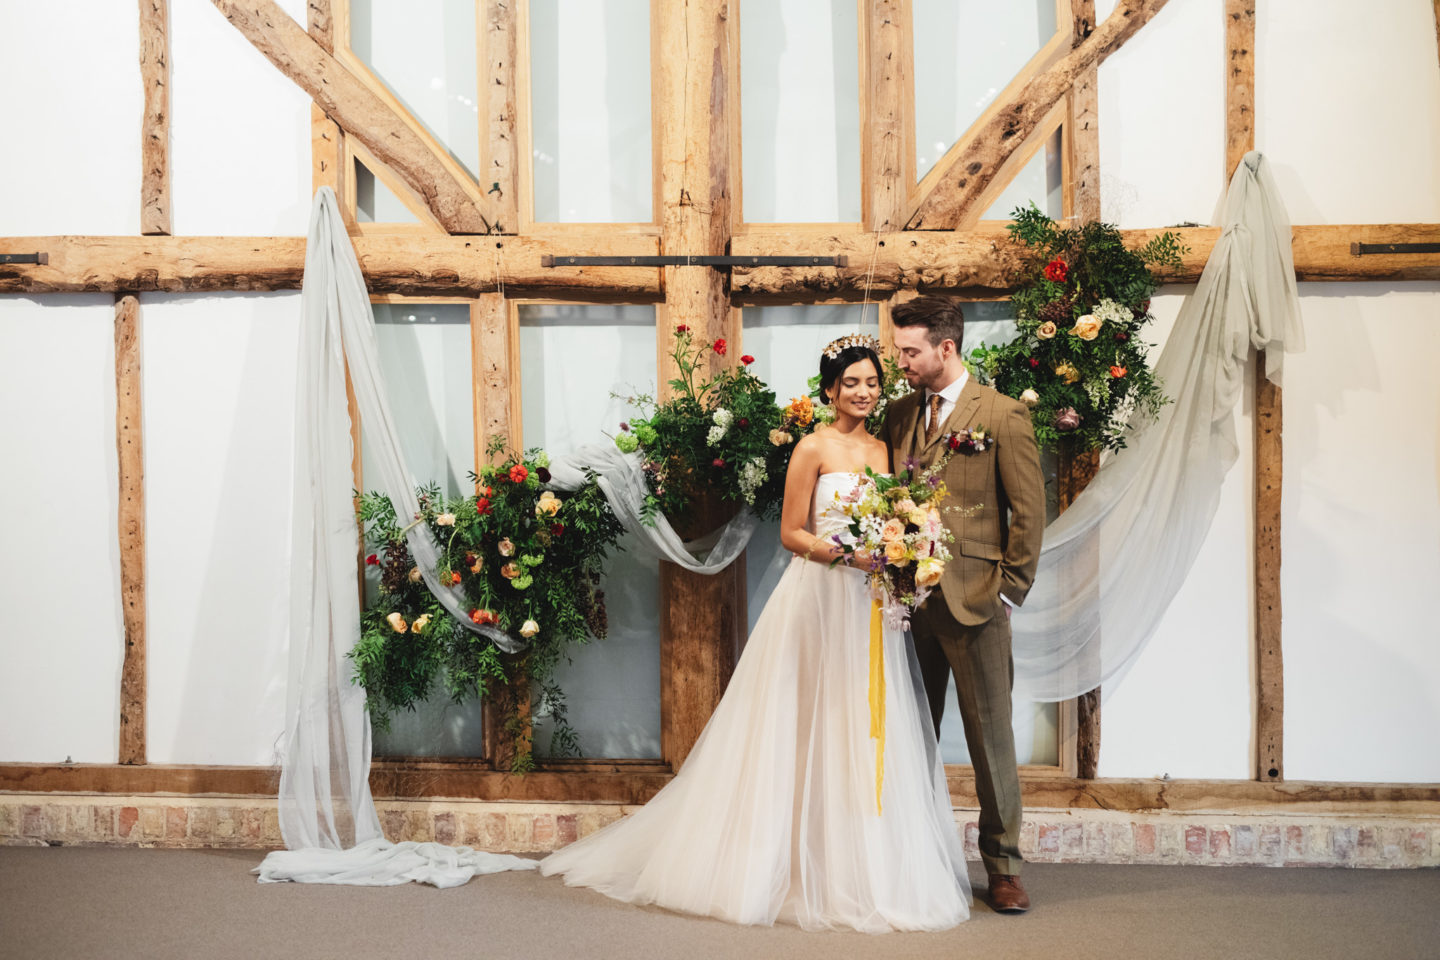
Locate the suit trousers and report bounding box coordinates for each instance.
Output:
[911,593,1024,876]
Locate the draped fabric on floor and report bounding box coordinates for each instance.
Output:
[1010,151,1305,702]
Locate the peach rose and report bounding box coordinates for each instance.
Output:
[469,557,484,574]
[385,612,408,634]
[879,518,906,542]
[535,492,562,516]
[519,619,540,639]
[1071,314,1102,340]
[411,614,432,634]
[1019,388,1040,407]
[884,540,909,565]
[436,512,456,527]
[916,558,944,588]
[498,538,515,557]
[895,499,918,515]
[500,562,520,579]
[407,566,423,583]
[1036,321,1058,340]
[908,509,929,527]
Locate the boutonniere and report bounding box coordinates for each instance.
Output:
[946,426,993,453]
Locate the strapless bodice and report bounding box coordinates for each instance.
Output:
[811,472,883,540]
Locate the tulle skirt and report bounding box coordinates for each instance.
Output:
[539,557,971,933]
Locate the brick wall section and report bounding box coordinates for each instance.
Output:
[2,796,1437,869]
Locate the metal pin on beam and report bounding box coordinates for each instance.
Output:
[1350,242,1440,256]
[540,255,849,268]
[0,253,49,265]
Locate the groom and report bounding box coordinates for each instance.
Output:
[884,296,1045,914]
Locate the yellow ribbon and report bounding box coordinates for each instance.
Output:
[868,598,885,815]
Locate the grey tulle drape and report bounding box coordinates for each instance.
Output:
[1011,152,1305,702]
[256,188,535,885]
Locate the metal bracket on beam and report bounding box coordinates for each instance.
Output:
[0,253,49,265]
[541,254,849,268]
[1350,242,1440,256]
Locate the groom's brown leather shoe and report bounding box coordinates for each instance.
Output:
[987,874,1031,913]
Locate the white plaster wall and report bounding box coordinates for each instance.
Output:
[1095,289,1256,780]
[1256,0,1440,224]
[1280,284,1440,783]
[139,293,299,765]
[0,3,141,235]
[0,296,124,763]
[169,0,312,235]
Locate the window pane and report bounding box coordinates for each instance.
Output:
[741,0,860,222]
[913,0,1058,180]
[363,303,485,757]
[740,305,871,632]
[981,127,1064,220]
[350,0,479,180]
[529,0,652,222]
[355,160,420,224]
[519,303,661,758]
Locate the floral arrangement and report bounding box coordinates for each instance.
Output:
[614,326,792,524]
[833,454,960,627]
[350,440,623,771]
[968,204,1187,452]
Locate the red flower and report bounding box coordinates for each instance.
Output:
[619,422,629,432]
[450,571,462,585]
[508,464,529,484]
[464,552,476,565]
[470,608,497,625]
[476,484,493,498]
[475,497,492,515]
[712,338,727,356]
[675,323,689,334]
[1110,365,1128,378]
[1028,357,1040,369]
[551,523,565,536]
[947,434,962,451]
[365,553,379,566]
[537,467,552,484]
[737,417,749,428]
[1043,259,1068,283]
[1115,331,1130,342]
[712,457,726,469]
[740,354,755,365]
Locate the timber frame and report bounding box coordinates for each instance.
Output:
[2,0,1439,814]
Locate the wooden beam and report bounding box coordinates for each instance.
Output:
[114,296,147,765]
[139,0,171,236]
[0,234,663,299]
[654,0,745,771]
[482,0,519,234]
[306,0,333,54]
[1226,0,1282,783]
[210,0,491,234]
[471,293,513,465]
[5,762,1438,815]
[907,0,1170,230]
[860,0,912,232]
[1069,0,1101,224]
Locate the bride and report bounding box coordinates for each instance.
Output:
[540,338,971,933]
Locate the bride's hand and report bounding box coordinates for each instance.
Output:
[850,547,875,570]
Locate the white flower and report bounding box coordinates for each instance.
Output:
[737,457,768,504]
[706,424,727,446]
[1019,388,1040,407]
[435,512,456,527]
[1093,297,1133,326]
[712,408,733,429]
[519,619,540,638]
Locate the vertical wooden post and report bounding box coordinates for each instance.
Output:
[115,295,147,765]
[482,0,520,233]
[139,0,171,235]
[860,0,912,233]
[1227,0,1282,783]
[655,0,745,770]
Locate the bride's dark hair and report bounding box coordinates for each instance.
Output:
[818,344,883,404]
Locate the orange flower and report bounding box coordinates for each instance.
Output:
[508,464,529,484]
[449,571,462,585]
[1110,365,1128,378]
[786,395,815,428]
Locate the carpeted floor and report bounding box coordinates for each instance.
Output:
[1,847,1435,960]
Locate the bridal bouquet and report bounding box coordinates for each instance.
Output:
[834,460,957,628]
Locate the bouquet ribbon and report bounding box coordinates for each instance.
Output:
[868,597,885,815]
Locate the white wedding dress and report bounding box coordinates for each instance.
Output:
[540,473,971,933]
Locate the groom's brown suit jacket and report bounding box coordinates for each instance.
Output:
[884,378,1045,626]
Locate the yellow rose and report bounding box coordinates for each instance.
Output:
[385,612,408,634]
[411,614,432,634]
[519,619,540,639]
[1019,388,1040,407]
[1055,362,1081,385]
[879,518,906,542]
[535,492,562,516]
[768,429,794,446]
[1036,321,1058,340]
[1071,314,1102,340]
[884,540,910,566]
[908,509,929,527]
[498,538,515,557]
[916,558,944,588]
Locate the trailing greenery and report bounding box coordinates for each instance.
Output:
[349,440,623,772]
[968,204,1188,452]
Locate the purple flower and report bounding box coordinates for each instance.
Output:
[903,456,920,473]
[925,474,941,488]
[1054,407,1081,431]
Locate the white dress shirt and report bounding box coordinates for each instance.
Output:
[925,368,1014,609]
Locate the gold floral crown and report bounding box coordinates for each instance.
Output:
[822,333,882,359]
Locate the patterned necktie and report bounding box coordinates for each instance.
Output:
[924,392,944,446]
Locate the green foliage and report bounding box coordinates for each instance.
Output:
[349,444,622,770]
[968,204,1188,452]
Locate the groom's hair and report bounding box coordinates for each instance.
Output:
[890,296,965,351]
